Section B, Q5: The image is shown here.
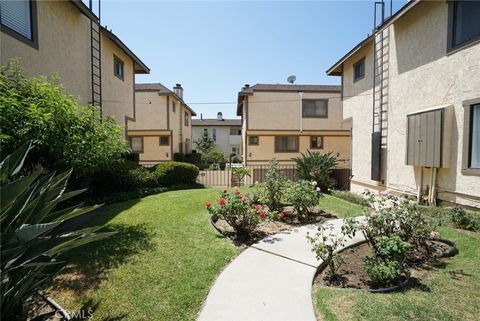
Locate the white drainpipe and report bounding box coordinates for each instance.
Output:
[299,91,304,132]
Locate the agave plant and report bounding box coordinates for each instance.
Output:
[0,142,114,320]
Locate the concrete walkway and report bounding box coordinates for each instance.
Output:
[198,218,365,321]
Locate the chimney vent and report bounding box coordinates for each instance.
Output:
[200,113,203,120]
[173,84,183,99]
[244,84,250,89]
[217,112,223,121]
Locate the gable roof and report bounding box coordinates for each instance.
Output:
[101,27,150,74]
[326,0,421,76]
[69,1,149,74]
[236,83,341,116]
[135,83,197,116]
[192,119,241,126]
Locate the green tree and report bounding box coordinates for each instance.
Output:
[0,60,128,179]
[194,130,215,154]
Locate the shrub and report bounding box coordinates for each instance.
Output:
[0,142,114,320]
[363,235,411,287]
[293,150,337,193]
[0,60,128,179]
[173,153,185,162]
[285,180,322,216]
[184,152,202,164]
[232,166,251,179]
[154,161,199,186]
[256,159,288,211]
[307,222,350,280]
[344,191,432,253]
[206,189,274,235]
[205,148,225,165]
[90,159,156,195]
[332,191,368,206]
[451,206,480,231]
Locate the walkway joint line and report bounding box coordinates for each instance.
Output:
[250,245,318,269]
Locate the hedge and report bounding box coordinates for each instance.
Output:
[154,161,199,186]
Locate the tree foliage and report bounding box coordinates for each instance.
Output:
[293,150,337,193]
[194,130,215,154]
[0,60,128,178]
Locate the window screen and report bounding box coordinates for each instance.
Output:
[130,137,143,153]
[302,100,328,118]
[470,104,480,168]
[159,136,169,146]
[248,136,259,145]
[452,1,480,48]
[310,136,324,149]
[0,0,32,40]
[275,136,299,152]
[354,58,365,81]
[114,56,124,80]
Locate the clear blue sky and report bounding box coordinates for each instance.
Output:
[96,0,406,119]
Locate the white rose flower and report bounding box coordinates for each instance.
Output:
[312,181,317,186]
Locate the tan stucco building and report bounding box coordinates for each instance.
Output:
[0,0,149,132]
[127,83,196,166]
[327,0,480,207]
[237,84,351,167]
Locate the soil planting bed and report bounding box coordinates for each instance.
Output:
[212,207,337,245]
[313,239,457,291]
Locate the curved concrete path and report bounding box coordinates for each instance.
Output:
[198,218,365,321]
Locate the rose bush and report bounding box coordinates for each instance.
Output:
[285,180,322,216]
[206,189,281,235]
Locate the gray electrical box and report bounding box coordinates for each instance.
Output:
[406,106,452,168]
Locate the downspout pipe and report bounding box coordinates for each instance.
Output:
[299,91,304,132]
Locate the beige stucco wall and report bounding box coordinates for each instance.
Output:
[129,92,168,130]
[1,0,92,103]
[245,134,351,167]
[342,1,480,207]
[247,91,343,130]
[139,136,171,164]
[101,31,135,125]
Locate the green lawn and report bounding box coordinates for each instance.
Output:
[48,188,238,321]
[314,197,480,321]
[318,194,364,217]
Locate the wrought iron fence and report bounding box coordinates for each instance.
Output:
[197,164,351,191]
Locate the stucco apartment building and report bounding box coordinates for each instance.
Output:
[127,83,196,166]
[237,84,351,167]
[0,0,149,131]
[192,113,242,157]
[327,0,480,207]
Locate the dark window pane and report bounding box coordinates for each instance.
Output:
[160,136,169,145]
[470,104,480,168]
[275,136,298,152]
[303,100,328,118]
[248,136,259,145]
[0,0,32,39]
[453,1,480,47]
[354,59,365,81]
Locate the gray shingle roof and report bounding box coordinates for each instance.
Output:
[192,119,241,126]
[240,84,341,94]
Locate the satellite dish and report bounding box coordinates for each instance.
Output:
[287,75,296,84]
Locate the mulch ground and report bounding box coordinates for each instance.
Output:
[214,206,338,246]
[313,240,455,291]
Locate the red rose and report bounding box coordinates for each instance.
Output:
[218,198,226,205]
[254,204,261,211]
[235,189,241,195]
[278,212,285,219]
[205,201,212,208]
[259,211,266,218]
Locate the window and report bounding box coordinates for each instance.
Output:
[232,147,240,155]
[469,104,480,168]
[302,99,328,118]
[159,136,170,146]
[114,55,124,80]
[248,136,259,145]
[275,136,299,152]
[230,127,242,135]
[448,1,480,51]
[184,111,189,126]
[212,128,217,141]
[0,0,37,47]
[310,136,324,149]
[353,57,365,82]
[172,102,176,113]
[129,136,143,153]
